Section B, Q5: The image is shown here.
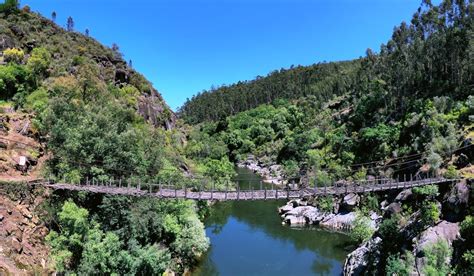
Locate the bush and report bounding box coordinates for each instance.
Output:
[385,252,415,276]
[27,47,51,76]
[444,165,459,179]
[317,196,333,213]
[420,201,440,227]
[423,240,452,276]
[350,213,375,243]
[413,185,438,199]
[3,48,24,63]
[360,193,379,215]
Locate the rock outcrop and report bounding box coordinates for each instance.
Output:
[443,180,469,222]
[413,220,460,274]
[238,155,284,184]
[279,198,380,231]
[343,237,382,275]
[0,185,52,274]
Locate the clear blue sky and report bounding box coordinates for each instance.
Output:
[23,0,430,111]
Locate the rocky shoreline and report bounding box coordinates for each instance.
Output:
[237,155,284,185]
[276,180,471,275]
[278,196,380,231]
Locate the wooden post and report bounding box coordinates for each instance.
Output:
[264,185,267,200]
[225,180,228,200]
[138,179,141,191]
[199,181,202,200]
[275,186,278,199]
[237,185,240,200]
[149,182,152,193]
[119,178,122,188]
[260,180,262,191]
[173,181,177,198]
[252,185,254,200]
[159,181,162,197]
[128,178,130,189]
[287,186,290,199]
[324,181,327,195]
[211,181,214,200]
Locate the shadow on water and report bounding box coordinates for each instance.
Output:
[195,168,352,276]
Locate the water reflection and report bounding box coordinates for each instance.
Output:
[195,168,351,275]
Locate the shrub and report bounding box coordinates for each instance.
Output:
[3,48,24,63]
[350,213,375,243]
[444,165,459,179]
[317,196,333,213]
[420,201,440,227]
[413,185,438,199]
[423,240,452,276]
[360,193,379,215]
[25,87,48,113]
[27,47,51,76]
[385,252,415,276]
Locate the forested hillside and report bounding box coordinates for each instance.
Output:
[0,2,208,274]
[181,0,474,273]
[182,0,473,179]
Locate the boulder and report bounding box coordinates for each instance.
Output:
[320,212,356,231]
[413,221,460,273]
[443,180,469,222]
[285,215,306,225]
[278,204,293,214]
[11,237,22,254]
[395,189,413,202]
[342,193,360,211]
[343,237,382,275]
[0,35,16,51]
[385,202,402,216]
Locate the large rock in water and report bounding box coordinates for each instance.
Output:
[343,237,382,275]
[342,193,360,211]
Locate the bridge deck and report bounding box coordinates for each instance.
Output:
[39,177,457,200]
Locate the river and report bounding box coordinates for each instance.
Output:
[194,168,352,276]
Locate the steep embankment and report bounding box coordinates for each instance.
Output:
[1,5,209,275]
[0,182,51,275]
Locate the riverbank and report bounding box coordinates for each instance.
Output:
[275,179,473,275]
[237,155,284,185]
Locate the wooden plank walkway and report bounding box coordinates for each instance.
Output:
[38,177,458,201]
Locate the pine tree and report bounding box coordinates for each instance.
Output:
[66,16,74,32]
[51,11,57,22]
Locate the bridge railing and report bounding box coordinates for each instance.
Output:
[41,172,460,200]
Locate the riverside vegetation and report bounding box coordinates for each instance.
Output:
[0,0,473,275]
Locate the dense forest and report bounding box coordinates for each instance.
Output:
[181,0,473,274]
[1,0,473,274]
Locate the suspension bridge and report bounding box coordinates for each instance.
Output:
[32,175,459,201]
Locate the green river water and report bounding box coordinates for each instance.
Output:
[194,167,352,276]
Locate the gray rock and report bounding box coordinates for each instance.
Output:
[413,221,460,274]
[343,237,382,275]
[285,215,306,225]
[343,193,360,211]
[320,212,356,231]
[443,180,469,222]
[385,202,402,216]
[395,189,413,202]
[278,204,294,214]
